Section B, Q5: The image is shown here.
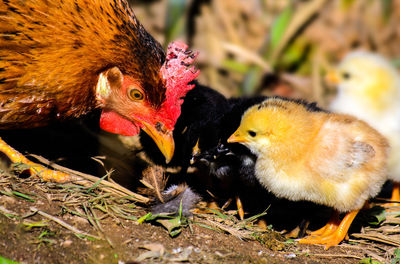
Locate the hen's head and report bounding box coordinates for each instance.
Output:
[96,41,199,163]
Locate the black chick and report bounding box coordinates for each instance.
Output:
[140,82,230,173]
[140,82,270,216]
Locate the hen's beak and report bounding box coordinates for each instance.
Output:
[325,70,340,85]
[227,131,247,143]
[141,122,174,163]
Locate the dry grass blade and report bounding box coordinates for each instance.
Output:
[351,233,400,247]
[364,249,387,263]
[30,154,150,203]
[197,216,252,240]
[194,211,267,241]
[30,206,101,240]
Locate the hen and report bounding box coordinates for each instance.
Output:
[0,0,199,181]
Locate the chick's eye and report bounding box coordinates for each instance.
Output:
[342,72,351,79]
[128,88,144,101]
[248,131,257,137]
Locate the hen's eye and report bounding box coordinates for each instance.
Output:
[342,72,351,80]
[128,88,144,101]
[248,131,257,137]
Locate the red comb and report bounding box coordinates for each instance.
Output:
[159,41,200,129]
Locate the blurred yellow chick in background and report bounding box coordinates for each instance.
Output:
[328,51,400,206]
[228,98,389,249]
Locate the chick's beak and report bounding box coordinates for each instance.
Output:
[141,121,174,163]
[227,131,247,143]
[325,70,340,85]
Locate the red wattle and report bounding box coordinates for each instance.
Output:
[100,110,140,136]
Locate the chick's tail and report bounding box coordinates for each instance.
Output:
[0,137,70,182]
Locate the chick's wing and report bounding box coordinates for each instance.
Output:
[306,116,377,181]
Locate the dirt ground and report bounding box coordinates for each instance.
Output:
[1,1,400,263]
[0,167,399,264]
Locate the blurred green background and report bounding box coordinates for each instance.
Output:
[128,0,400,107]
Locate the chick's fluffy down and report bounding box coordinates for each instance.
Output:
[231,98,389,213]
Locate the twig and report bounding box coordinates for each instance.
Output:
[222,42,271,72]
[310,253,363,260]
[0,205,18,218]
[195,216,252,240]
[30,206,101,240]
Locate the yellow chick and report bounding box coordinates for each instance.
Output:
[228,98,389,249]
[328,51,400,206]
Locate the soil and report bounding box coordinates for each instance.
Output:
[0,170,398,264]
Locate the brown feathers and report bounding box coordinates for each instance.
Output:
[0,0,165,126]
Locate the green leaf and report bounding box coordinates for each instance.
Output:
[221,59,251,74]
[269,6,293,53]
[366,206,386,225]
[391,248,400,264]
[156,217,182,237]
[284,239,295,244]
[137,212,153,224]
[86,174,108,193]
[139,200,187,237]
[240,67,263,96]
[340,0,356,9]
[381,0,393,21]
[239,6,293,96]
[12,191,35,203]
[0,256,19,264]
[74,234,97,241]
[243,209,268,223]
[277,37,310,72]
[21,220,48,231]
[359,257,384,264]
[165,0,188,44]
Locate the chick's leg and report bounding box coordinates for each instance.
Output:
[309,210,340,236]
[299,210,359,250]
[390,182,400,204]
[0,137,70,182]
[383,182,400,208]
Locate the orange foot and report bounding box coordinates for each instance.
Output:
[236,196,245,220]
[299,209,359,250]
[309,210,340,237]
[0,137,70,182]
[384,182,400,208]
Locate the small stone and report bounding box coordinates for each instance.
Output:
[61,240,72,247]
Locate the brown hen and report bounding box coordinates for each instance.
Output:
[0,0,199,181]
